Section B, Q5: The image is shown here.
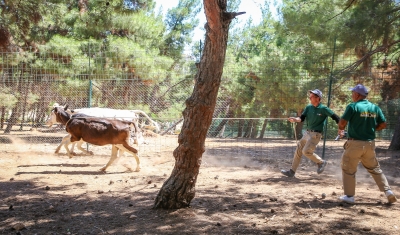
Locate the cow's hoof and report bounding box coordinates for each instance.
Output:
[122,164,134,172]
[88,151,94,155]
[99,167,107,172]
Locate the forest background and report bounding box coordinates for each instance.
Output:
[1,0,400,149]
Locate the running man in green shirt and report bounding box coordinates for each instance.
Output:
[281,89,340,177]
[337,84,397,204]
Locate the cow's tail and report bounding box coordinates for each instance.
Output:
[131,110,160,132]
[130,121,140,133]
[129,120,146,145]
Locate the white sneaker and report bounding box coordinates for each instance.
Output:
[385,190,397,204]
[339,195,355,204]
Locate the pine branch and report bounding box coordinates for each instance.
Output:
[326,0,356,22]
[223,12,246,21]
[341,39,400,73]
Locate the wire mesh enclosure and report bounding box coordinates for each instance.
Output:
[1,45,399,160]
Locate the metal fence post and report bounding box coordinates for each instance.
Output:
[322,37,337,159]
[88,80,92,108]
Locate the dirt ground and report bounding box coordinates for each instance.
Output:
[1,130,399,235]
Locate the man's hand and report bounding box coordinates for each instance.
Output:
[335,129,345,141]
[338,129,345,137]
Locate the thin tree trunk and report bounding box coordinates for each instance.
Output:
[4,106,18,134]
[160,118,183,136]
[258,119,268,139]
[209,102,233,137]
[244,120,253,138]
[218,125,226,137]
[122,79,133,105]
[295,121,304,139]
[296,109,304,139]
[154,0,244,209]
[150,84,161,114]
[4,77,23,134]
[237,119,244,137]
[20,82,29,131]
[209,119,226,137]
[0,106,5,129]
[389,114,400,150]
[250,120,259,138]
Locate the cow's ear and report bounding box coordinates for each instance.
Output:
[64,104,69,110]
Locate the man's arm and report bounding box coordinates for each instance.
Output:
[376,122,386,131]
[337,118,348,137]
[288,114,306,123]
[330,114,340,124]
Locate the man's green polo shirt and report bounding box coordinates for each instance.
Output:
[341,99,386,141]
[302,103,334,132]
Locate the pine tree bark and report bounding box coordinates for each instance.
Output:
[154,0,244,209]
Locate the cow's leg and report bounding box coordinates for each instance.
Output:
[56,134,76,158]
[99,145,119,172]
[115,143,140,172]
[76,140,93,155]
[69,142,77,156]
[64,137,76,158]
[55,134,69,153]
[67,134,84,158]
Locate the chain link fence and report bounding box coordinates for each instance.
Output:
[1,45,399,162]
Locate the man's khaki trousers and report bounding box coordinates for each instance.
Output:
[291,131,324,172]
[341,140,391,196]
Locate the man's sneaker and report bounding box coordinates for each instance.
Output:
[339,195,355,204]
[385,190,397,204]
[281,169,295,177]
[317,160,327,174]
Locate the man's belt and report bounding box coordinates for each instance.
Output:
[307,129,322,133]
[347,138,364,141]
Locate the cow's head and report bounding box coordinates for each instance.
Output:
[45,110,57,127]
[46,105,71,126]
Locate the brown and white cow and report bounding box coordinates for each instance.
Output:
[52,106,141,172]
[46,105,145,157]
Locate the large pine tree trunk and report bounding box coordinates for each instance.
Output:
[154,0,244,209]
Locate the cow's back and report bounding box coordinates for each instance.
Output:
[66,117,131,146]
[72,108,138,121]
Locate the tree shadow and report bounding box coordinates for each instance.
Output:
[1,138,399,234]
